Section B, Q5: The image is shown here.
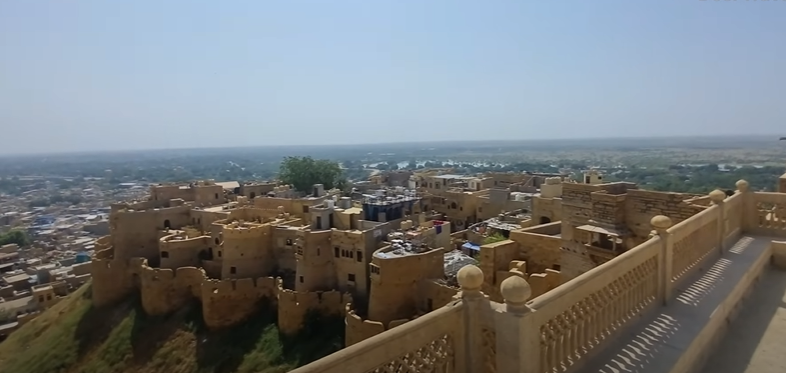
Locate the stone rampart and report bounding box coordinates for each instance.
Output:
[277,283,352,335]
[201,276,278,329]
[91,257,137,307]
[345,304,411,346]
[139,266,206,315]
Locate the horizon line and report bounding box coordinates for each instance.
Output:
[1,133,782,159]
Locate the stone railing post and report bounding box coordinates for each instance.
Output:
[495,275,539,373]
[456,265,486,373]
[651,215,673,306]
[736,179,755,231]
[709,189,726,254]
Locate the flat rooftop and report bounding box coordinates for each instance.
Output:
[374,240,438,259]
[433,174,475,180]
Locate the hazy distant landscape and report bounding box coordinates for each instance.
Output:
[1,135,784,195]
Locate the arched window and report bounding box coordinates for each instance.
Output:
[163,219,171,229]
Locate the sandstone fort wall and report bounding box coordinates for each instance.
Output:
[201,277,278,329]
[277,283,351,335]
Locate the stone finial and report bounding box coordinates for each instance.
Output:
[457,265,484,292]
[736,179,749,193]
[650,215,673,231]
[500,275,532,313]
[709,189,726,204]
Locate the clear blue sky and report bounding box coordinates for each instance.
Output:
[1,0,784,154]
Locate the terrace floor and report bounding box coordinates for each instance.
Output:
[700,267,786,373]
[581,235,780,373]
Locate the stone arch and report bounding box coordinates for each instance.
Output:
[540,216,551,224]
[163,219,171,229]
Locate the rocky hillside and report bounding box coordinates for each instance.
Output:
[0,282,343,373]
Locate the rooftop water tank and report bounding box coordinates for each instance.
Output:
[75,252,90,264]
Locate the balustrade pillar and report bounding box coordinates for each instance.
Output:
[736,179,755,231]
[457,265,486,373]
[495,275,538,373]
[709,189,726,254]
[651,215,673,305]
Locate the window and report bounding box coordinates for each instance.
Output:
[371,265,380,274]
[163,219,171,229]
[357,251,363,262]
[552,264,561,271]
[299,276,304,283]
[38,295,44,303]
[348,273,356,282]
[317,247,320,256]
[161,251,169,258]
[302,205,310,213]
[230,266,237,274]
[214,193,219,199]
[334,247,340,257]
[46,294,52,301]
[286,238,293,246]
[218,251,222,258]
[215,237,220,245]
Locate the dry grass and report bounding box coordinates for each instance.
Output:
[0,282,343,373]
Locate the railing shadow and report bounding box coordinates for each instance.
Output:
[699,267,786,373]
[593,236,758,373]
[598,313,682,373]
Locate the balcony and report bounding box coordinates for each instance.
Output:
[289,180,786,373]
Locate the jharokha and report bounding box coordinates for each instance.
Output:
[92,171,786,373]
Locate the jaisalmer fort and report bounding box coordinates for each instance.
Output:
[82,167,786,372]
[5,167,786,373]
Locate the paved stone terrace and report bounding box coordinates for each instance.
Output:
[700,266,786,373]
[580,235,777,373]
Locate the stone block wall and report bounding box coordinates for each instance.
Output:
[527,269,562,300]
[478,240,519,300]
[159,234,210,269]
[201,277,277,329]
[509,231,562,274]
[139,266,205,315]
[416,279,459,312]
[277,285,352,335]
[625,189,704,239]
[91,257,137,307]
[345,305,411,346]
[559,243,597,281]
[590,192,627,228]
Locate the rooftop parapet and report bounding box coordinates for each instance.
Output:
[373,239,440,259]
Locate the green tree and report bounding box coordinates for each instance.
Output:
[278,156,345,192]
[0,229,30,247]
[483,232,507,245]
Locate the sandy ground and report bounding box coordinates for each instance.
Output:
[701,268,786,373]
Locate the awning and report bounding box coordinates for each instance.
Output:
[462,242,482,252]
[576,224,623,237]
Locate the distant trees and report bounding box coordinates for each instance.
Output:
[0,229,30,247]
[27,194,83,208]
[278,156,346,192]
